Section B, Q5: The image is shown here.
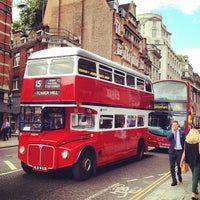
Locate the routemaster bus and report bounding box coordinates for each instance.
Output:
[18,47,154,180]
[148,79,200,149]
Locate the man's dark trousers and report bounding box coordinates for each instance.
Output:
[169,150,183,182]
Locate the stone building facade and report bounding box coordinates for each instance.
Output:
[137,13,192,80]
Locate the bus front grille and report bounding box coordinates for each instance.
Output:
[28,144,55,169]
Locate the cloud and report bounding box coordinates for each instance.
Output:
[118,0,200,76]
[176,48,200,74]
[12,7,20,21]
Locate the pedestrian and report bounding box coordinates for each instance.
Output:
[167,120,185,186]
[180,128,200,200]
[1,118,10,141]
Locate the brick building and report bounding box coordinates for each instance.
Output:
[0,0,12,127]
[43,0,151,74]
[10,25,80,131]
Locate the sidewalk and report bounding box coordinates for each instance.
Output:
[0,133,18,148]
[0,137,195,200]
[143,170,193,200]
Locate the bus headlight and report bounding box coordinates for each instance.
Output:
[61,150,69,159]
[19,146,26,154]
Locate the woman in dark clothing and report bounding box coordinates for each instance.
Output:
[180,128,200,200]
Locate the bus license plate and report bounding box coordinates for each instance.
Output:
[33,166,48,172]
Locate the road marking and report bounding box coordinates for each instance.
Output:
[158,173,168,176]
[0,169,22,176]
[127,178,138,182]
[143,176,154,179]
[4,160,17,170]
[128,171,171,200]
[85,183,119,200]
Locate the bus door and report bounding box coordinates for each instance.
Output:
[99,115,118,161]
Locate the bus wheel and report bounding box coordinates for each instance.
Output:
[21,161,34,173]
[137,140,145,161]
[72,151,95,181]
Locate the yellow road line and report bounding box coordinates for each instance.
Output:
[129,171,171,200]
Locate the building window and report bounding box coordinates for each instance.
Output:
[115,19,120,35]
[13,52,20,67]
[12,77,19,90]
[152,29,157,37]
[123,46,130,61]
[27,48,34,60]
[132,51,138,66]
[115,40,122,56]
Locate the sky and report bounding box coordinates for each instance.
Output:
[119,0,200,75]
[13,0,200,75]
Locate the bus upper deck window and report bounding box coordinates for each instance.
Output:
[78,58,96,77]
[50,58,74,75]
[145,81,152,92]
[126,74,135,88]
[137,78,145,90]
[114,70,125,85]
[99,65,112,82]
[26,60,48,76]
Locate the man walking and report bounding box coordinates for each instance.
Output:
[167,120,185,186]
[1,118,10,141]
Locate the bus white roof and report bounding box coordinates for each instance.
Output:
[28,47,150,80]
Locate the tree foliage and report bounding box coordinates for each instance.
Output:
[12,0,47,32]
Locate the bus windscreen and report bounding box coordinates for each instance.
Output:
[153,81,187,101]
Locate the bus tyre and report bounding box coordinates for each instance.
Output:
[137,140,145,161]
[73,151,95,181]
[21,161,34,173]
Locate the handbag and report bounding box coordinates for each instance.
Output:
[181,161,189,173]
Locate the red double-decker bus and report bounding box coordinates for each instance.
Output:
[148,79,200,149]
[18,47,154,180]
